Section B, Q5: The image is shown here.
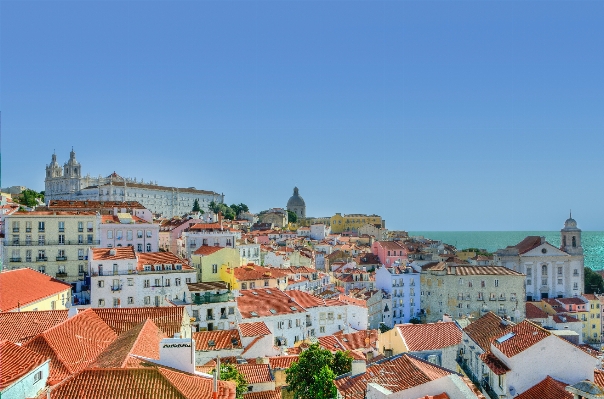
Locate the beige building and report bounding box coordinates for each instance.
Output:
[3,211,100,285]
[420,262,526,323]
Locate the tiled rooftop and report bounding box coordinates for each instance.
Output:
[0,310,68,344]
[515,376,572,399]
[193,245,226,256]
[239,322,272,337]
[24,309,118,384]
[285,290,345,309]
[396,322,462,351]
[492,320,550,358]
[235,363,273,384]
[243,389,282,399]
[268,355,299,370]
[0,268,72,312]
[525,303,549,319]
[463,312,512,351]
[0,340,48,390]
[91,247,137,261]
[193,330,242,351]
[87,307,186,337]
[237,289,306,319]
[46,367,236,399]
[479,352,510,375]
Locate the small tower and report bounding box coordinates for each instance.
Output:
[46,152,63,179]
[561,212,583,255]
[63,147,81,178]
[287,187,306,219]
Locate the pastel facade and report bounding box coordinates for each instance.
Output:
[159,217,204,254]
[182,224,240,259]
[330,213,384,234]
[44,149,224,218]
[236,243,261,265]
[190,246,241,283]
[184,282,237,332]
[372,241,408,266]
[3,211,100,284]
[0,341,50,399]
[99,213,159,253]
[0,268,73,312]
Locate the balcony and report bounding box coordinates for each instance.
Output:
[10,257,22,262]
[111,285,123,292]
[56,272,68,278]
[37,257,48,262]
[78,256,85,260]
[220,314,228,319]
[56,256,68,261]
[12,228,19,232]
[26,257,32,262]
[306,320,312,327]
[78,228,84,232]
[3,239,100,247]
[26,228,31,232]
[190,292,235,305]
[93,270,137,277]
[59,228,65,233]
[206,315,214,320]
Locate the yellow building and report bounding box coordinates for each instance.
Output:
[190,245,241,283]
[3,211,100,283]
[0,268,72,311]
[329,213,384,233]
[455,251,477,261]
[583,294,601,344]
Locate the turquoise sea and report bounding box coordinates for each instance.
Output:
[409,231,604,271]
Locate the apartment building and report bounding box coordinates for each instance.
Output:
[3,211,100,285]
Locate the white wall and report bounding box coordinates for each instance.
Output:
[1,360,50,399]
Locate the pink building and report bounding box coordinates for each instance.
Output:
[159,217,204,254]
[371,241,408,266]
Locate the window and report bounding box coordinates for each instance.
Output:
[558,267,563,275]
[481,280,485,288]
[146,230,152,238]
[38,221,45,232]
[116,230,123,240]
[526,267,532,276]
[494,279,499,287]
[320,326,325,333]
[87,234,93,244]
[58,235,65,244]
[212,264,218,273]
[137,230,143,238]
[144,296,150,305]
[128,297,134,304]
[107,230,113,239]
[127,230,133,240]
[165,279,170,287]
[186,278,191,283]
[146,243,151,252]
[574,282,579,290]
[87,221,93,232]
[264,280,269,287]
[154,279,161,286]
[542,265,548,275]
[250,282,256,289]
[78,234,84,244]
[573,269,579,276]
[98,280,104,288]
[175,278,181,286]
[98,299,105,307]
[38,265,45,273]
[558,278,563,285]
[144,279,150,288]
[113,298,120,307]
[78,222,84,232]
[137,244,143,252]
[34,370,43,383]
[79,264,85,274]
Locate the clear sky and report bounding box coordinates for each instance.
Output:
[2,1,603,231]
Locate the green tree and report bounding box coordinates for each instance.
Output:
[287,210,298,224]
[209,201,221,214]
[214,364,247,399]
[286,343,350,399]
[585,267,604,294]
[192,199,201,212]
[15,189,44,207]
[331,350,353,376]
[378,322,392,333]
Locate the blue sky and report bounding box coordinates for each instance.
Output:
[2,1,604,231]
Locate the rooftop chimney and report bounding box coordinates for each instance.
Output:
[351,359,366,376]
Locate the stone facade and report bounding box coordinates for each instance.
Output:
[420,263,526,323]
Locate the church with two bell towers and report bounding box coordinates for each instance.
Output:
[495,214,585,301]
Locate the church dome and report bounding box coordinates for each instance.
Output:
[562,212,580,231]
[287,187,305,208]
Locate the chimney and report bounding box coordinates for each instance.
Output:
[351,359,366,376]
[109,249,116,256]
[153,336,196,373]
[218,212,223,230]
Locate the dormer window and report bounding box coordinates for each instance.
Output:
[175,264,182,270]
[155,265,162,271]
[144,265,152,271]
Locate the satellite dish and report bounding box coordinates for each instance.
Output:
[65,301,72,309]
[509,386,516,396]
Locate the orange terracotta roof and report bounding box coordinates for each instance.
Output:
[492,320,550,358]
[268,355,299,369]
[479,352,510,375]
[463,312,512,351]
[595,369,604,388]
[47,200,146,210]
[193,330,242,351]
[137,252,192,270]
[235,363,272,384]
[91,247,137,261]
[24,309,118,384]
[335,354,451,397]
[337,330,378,351]
[454,266,524,276]
[526,303,549,319]
[190,223,223,230]
[0,310,68,344]
[557,297,586,305]
[285,290,345,308]
[193,245,226,256]
[515,376,572,399]
[244,389,282,399]
[239,322,271,337]
[92,319,166,368]
[511,236,544,254]
[234,265,289,281]
[87,307,186,337]
[396,322,462,351]
[46,367,236,399]
[0,340,48,390]
[0,268,72,312]
[237,289,306,319]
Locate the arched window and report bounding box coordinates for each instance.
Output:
[572,236,577,248]
[542,265,547,275]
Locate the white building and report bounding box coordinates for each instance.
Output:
[0,340,50,399]
[495,216,584,300]
[182,281,237,332]
[44,149,224,218]
[374,265,421,326]
[310,224,331,241]
[99,213,159,253]
[236,243,261,265]
[182,223,240,259]
[89,247,196,308]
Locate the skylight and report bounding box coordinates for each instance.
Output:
[250,311,258,317]
[208,340,216,347]
[270,309,277,314]
[290,306,298,311]
[495,332,515,344]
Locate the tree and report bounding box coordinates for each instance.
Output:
[585,267,604,294]
[15,189,44,207]
[192,199,201,212]
[209,201,221,214]
[287,210,298,224]
[285,343,351,399]
[214,364,247,399]
[378,322,392,333]
[409,316,422,324]
[229,203,249,217]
